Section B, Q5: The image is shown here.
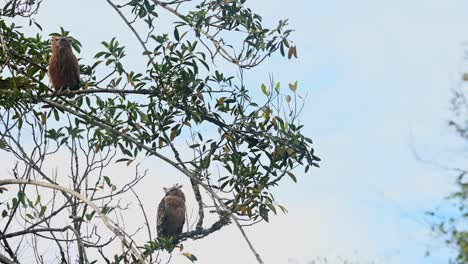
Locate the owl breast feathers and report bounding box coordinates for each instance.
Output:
[48,37,80,93]
[157,185,186,238]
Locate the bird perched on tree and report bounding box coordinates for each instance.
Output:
[157,185,186,238]
[48,36,80,97]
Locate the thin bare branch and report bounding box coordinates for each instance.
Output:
[0,179,148,264]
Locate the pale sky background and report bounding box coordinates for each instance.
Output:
[3,0,468,263]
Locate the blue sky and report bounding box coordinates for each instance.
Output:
[5,0,468,263]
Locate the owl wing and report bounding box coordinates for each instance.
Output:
[156,197,167,237]
[48,54,59,88]
[68,54,81,90]
[175,203,185,234]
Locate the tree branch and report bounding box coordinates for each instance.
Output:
[105,0,153,62]
[153,0,241,67]
[39,97,265,264]
[0,253,15,264]
[174,211,230,243]
[0,179,147,264]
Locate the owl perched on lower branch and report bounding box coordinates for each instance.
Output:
[48,37,80,97]
[157,185,186,238]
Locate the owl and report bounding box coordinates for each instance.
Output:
[48,37,80,97]
[157,185,186,238]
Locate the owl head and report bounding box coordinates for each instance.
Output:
[51,37,72,49]
[163,184,185,201]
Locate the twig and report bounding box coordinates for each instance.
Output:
[130,187,152,241]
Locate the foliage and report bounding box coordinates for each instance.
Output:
[0,0,319,263]
[428,86,468,264]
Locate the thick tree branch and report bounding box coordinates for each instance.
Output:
[174,211,230,243]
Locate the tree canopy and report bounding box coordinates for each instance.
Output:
[0,1,319,263]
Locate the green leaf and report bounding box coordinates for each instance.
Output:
[170,127,179,141]
[53,109,59,121]
[0,139,10,152]
[116,158,131,163]
[224,133,235,142]
[34,195,41,206]
[278,205,288,214]
[261,83,270,96]
[287,171,297,183]
[103,176,112,187]
[39,206,47,217]
[267,203,277,214]
[85,211,96,221]
[174,27,180,41]
[182,252,198,262]
[40,113,46,125]
[275,82,280,92]
[259,205,269,222]
[289,81,298,92]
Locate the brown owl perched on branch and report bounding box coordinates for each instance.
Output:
[157,185,186,238]
[48,37,80,97]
